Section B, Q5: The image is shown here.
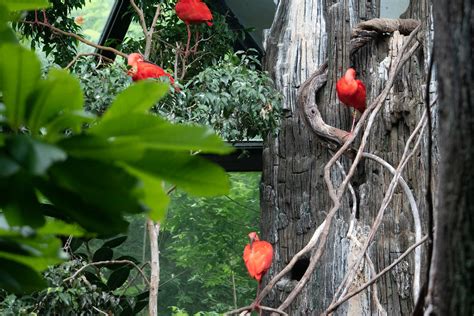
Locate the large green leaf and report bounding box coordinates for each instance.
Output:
[5,135,66,176]
[48,158,145,215]
[129,150,230,197]
[0,258,46,293]
[0,234,65,271]
[125,167,169,222]
[43,111,95,143]
[36,218,86,237]
[1,0,50,11]
[106,266,130,290]
[91,113,233,154]
[0,44,40,130]
[2,173,44,227]
[101,81,168,121]
[27,68,84,136]
[36,178,131,235]
[59,134,146,162]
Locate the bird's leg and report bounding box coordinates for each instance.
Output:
[41,9,49,25]
[350,109,357,134]
[34,10,39,24]
[191,30,201,54]
[184,23,191,57]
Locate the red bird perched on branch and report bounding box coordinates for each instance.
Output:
[175,0,213,56]
[127,53,175,84]
[243,232,273,306]
[336,68,367,133]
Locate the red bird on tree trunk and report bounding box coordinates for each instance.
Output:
[175,0,213,56]
[336,68,367,133]
[243,232,273,309]
[127,53,175,84]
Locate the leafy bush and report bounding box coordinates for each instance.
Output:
[156,51,282,141]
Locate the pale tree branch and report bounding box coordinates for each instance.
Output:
[331,108,428,308]
[325,235,428,314]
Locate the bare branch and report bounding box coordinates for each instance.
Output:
[65,52,114,69]
[325,235,428,314]
[63,260,150,286]
[22,21,128,58]
[129,0,148,39]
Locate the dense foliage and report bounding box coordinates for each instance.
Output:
[0,0,231,294]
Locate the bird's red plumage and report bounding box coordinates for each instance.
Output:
[127,53,175,84]
[175,0,213,26]
[243,233,273,282]
[336,68,366,113]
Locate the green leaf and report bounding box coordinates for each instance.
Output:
[103,235,127,249]
[106,266,130,290]
[36,218,86,237]
[59,134,146,162]
[92,247,113,262]
[0,258,46,293]
[27,68,84,136]
[6,135,67,176]
[102,81,168,121]
[1,0,50,11]
[43,111,95,143]
[125,167,169,222]
[48,158,145,215]
[0,44,40,130]
[0,234,66,271]
[36,179,131,235]
[0,154,20,177]
[2,173,45,227]
[129,150,230,197]
[91,113,233,155]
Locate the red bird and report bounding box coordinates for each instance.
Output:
[175,0,213,56]
[127,53,175,84]
[243,232,273,305]
[336,68,366,133]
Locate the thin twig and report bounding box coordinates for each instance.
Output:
[63,260,150,286]
[129,0,148,38]
[225,305,288,316]
[65,52,114,69]
[325,235,428,314]
[22,20,128,58]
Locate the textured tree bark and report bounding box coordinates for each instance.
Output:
[260,0,436,314]
[428,0,474,315]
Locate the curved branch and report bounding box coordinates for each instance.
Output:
[351,18,421,54]
[22,21,128,59]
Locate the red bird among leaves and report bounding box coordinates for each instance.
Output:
[336,68,366,133]
[243,232,273,305]
[175,0,213,56]
[127,53,175,84]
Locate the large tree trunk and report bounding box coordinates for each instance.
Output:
[428,1,474,315]
[260,0,436,314]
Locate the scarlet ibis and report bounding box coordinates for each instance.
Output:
[243,232,273,306]
[175,0,213,56]
[127,53,175,84]
[336,68,366,133]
